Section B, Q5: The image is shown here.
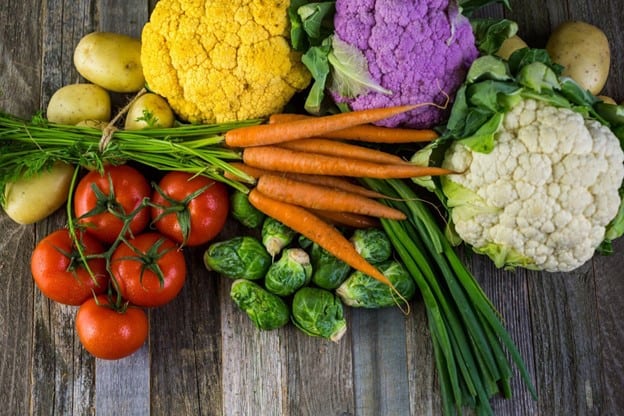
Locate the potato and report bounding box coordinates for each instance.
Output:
[47,83,111,125]
[74,32,145,93]
[3,162,75,224]
[124,93,175,130]
[597,95,617,105]
[495,35,528,60]
[546,21,610,95]
[75,119,108,129]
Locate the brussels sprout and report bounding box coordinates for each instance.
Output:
[310,243,351,289]
[336,260,416,308]
[291,287,347,342]
[203,236,271,280]
[261,217,296,257]
[265,248,313,296]
[350,228,392,264]
[230,279,290,330]
[230,189,265,228]
[297,234,313,250]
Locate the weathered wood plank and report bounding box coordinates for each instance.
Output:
[286,315,355,416]
[149,247,224,416]
[593,237,624,415]
[351,307,410,416]
[220,277,287,416]
[78,2,151,415]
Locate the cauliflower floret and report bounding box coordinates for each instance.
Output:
[141,0,311,123]
[442,99,624,272]
[331,0,478,128]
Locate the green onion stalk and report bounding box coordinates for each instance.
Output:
[0,111,261,203]
[364,178,537,416]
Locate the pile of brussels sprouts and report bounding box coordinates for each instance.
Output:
[203,190,418,341]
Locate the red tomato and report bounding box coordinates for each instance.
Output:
[30,229,109,305]
[150,171,229,246]
[74,165,151,244]
[75,295,148,360]
[110,232,186,307]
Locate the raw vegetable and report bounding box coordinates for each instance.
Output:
[255,174,406,220]
[74,164,151,244]
[3,161,74,224]
[0,112,260,196]
[111,232,187,308]
[227,162,394,200]
[242,146,452,179]
[268,113,439,142]
[310,210,378,229]
[230,279,290,331]
[203,236,272,281]
[261,216,296,258]
[73,31,145,93]
[46,83,111,125]
[277,137,409,165]
[309,242,351,290]
[140,0,311,123]
[289,0,479,127]
[30,229,109,306]
[496,35,528,60]
[336,259,416,308]
[291,287,347,342]
[546,21,610,95]
[264,248,312,296]
[420,50,624,271]
[75,295,149,360]
[125,93,175,130]
[364,178,536,416]
[230,189,266,229]
[350,228,392,264]
[150,171,230,246]
[224,103,426,147]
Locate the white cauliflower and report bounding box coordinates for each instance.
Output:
[442,98,624,272]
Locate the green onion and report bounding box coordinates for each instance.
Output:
[364,178,537,416]
[0,112,261,199]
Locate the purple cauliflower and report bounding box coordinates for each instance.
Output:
[331,0,478,128]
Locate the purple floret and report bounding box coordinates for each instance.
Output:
[332,0,478,128]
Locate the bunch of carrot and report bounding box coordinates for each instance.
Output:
[223,104,448,295]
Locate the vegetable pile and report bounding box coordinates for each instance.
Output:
[3,1,624,415]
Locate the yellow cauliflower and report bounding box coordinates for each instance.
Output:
[141,0,311,123]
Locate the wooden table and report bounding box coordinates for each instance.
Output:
[1,1,623,415]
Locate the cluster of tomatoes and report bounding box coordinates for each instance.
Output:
[30,164,230,360]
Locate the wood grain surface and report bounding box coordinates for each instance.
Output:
[1,1,622,415]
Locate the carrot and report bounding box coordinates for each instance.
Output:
[225,162,394,200]
[269,113,438,143]
[223,162,270,181]
[242,146,453,179]
[225,104,426,147]
[256,174,406,220]
[308,209,380,229]
[278,137,410,165]
[247,188,395,287]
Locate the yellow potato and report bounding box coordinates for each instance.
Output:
[74,32,145,93]
[597,95,617,105]
[3,162,75,224]
[546,21,610,95]
[496,35,528,60]
[124,93,175,130]
[75,119,108,129]
[46,83,111,125]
